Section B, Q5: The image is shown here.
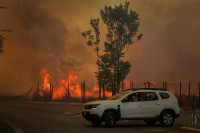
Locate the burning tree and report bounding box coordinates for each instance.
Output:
[82,2,143,96]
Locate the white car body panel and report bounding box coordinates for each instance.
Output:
[82,89,180,120]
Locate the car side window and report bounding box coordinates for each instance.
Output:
[141,92,158,101]
[159,92,170,99]
[123,92,142,102]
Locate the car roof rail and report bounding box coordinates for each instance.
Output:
[124,88,167,91]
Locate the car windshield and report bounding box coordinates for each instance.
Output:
[108,91,130,100]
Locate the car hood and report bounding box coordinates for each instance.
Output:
[86,100,119,105]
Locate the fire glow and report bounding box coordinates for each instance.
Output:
[39,68,112,99]
[39,68,182,100]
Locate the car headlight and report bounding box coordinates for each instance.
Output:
[91,104,100,108]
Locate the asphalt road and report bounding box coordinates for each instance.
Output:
[0,100,195,133]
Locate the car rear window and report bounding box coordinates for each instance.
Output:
[141,92,158,101]
[159,92,170,99]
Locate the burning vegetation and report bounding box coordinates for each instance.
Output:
[36,68,113,101]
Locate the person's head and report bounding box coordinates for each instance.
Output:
[132,94,136,98]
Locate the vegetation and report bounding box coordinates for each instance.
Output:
[82,18,101,99]
[0,36,3,53]
[82,2,143,97]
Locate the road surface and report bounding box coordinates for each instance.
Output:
[0,100,194,133]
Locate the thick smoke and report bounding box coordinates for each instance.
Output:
[126,0,200,83]
[0,0,93,94]
[0,0,200,94]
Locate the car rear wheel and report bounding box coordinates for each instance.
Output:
[105,111,116,128]
[159,111,174,126]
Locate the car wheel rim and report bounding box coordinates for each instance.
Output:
[163,114,173,125]
[110,115,114,126]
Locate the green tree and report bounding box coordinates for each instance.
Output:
[82,18,102,99]
[97,53,131,97]
[96,53,113,99]
[100,2,143,95]
[82,2,143,97]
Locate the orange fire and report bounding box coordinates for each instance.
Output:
[39,68,113,99]
[39,68,51,96]
[124,80,130,90]
[168,88,176,94]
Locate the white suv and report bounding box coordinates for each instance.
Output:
[82,88,180,127]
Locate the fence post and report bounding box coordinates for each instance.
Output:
[103,85,105,100]
[99,83,101,100]
[68,81,70,99]
[179,82,182,101]
[122,82,124,91]
[188,81,191,103]
[49,83,52,101]
[82,80,85,102]
[198,81,200,108]
[165,81,167,90]
[163,81,167,90]
[37,82,40,99]
[51,85,54,101]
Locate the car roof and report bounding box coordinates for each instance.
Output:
[124,88,168,93]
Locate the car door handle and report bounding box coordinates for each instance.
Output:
[138,105,142,106]
[156,103,160,105]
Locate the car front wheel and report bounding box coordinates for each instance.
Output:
[105,111,116,128]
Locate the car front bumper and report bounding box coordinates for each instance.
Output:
[82,111,101,121]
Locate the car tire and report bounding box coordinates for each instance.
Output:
[144,119,157,126]
[105,111,116,128]
[159,111,174,127]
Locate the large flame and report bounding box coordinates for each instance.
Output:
[39,68,113,100]
[124,80,130,90]
[39,68,51,96]
[39,69,185,100]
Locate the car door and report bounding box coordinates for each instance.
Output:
[140,92,160,118]
[120,92,143,118]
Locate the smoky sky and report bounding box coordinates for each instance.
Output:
[0,0,200,94]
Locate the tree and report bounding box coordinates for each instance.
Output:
[0,5,6,54]
[96,53,113,99]
[97,53,131,97]
[82,18,102,99]
[100,2,143,95]
[82,2,143,97]
[0,4,11,54]
[0,36,3,53]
